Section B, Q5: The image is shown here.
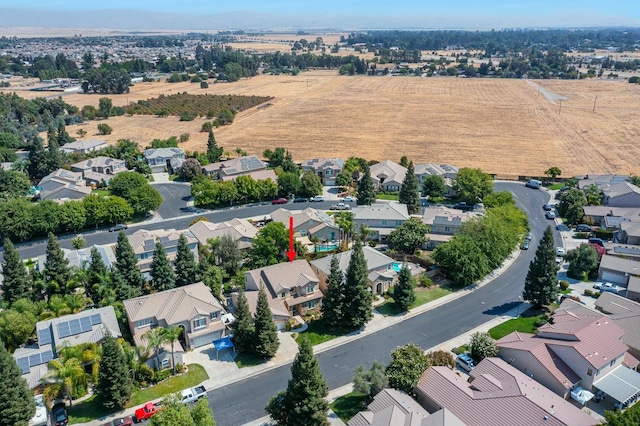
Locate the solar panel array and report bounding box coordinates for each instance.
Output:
[57,313,102,339]
[38,327,52,345]
[16,350,54,374]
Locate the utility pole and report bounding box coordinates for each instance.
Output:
[558,99,563,115]
[592,95,598,113]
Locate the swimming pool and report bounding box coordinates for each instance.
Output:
[392,262,411,272]
[313,244,339,253]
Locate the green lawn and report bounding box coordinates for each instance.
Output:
[330,392,367,423]
[235,352,267,368]
[376,193,399,201]
[68,394,116,425]
[488,316,541,340]
[548,183,564,190]
[92,189,110,197]
[127,364,208,407]
[376,287,451,316]
[295,318,356,346]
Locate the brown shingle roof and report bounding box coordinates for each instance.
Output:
[245,259,319,297]
[595,293,640,355]
[415,358,598,426]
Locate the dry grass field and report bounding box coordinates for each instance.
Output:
[24,71,640,177]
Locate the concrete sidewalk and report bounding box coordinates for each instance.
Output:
[76,249,522,426]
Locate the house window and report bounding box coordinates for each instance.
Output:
[432,225,438,231]
[307,285,315,294]
[308,300,317,309]
[193,317,206,330]
[140,253,149,260]
[444,226,451,233]
[210,312,218,320]
[136,318,154,328]
[587,368,593,376]
[161,358,170,369]
[395,221,403,226]
[281,292,286,298]
[382,220,388,226]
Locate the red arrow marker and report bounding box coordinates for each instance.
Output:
[286,216,296,262]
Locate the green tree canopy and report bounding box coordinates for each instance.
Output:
[97,333,134,409]
[564,243,599,279]
[469,331,498,362]
[230,290,254,353]
[0,340,36,426]
[421,174,446,198]
[393,264,416,312]
[387,219,429,254]
[356,165,376,206]
[398,161,420,214]
[44,232,72,296]
[175,234,199,287]
[321,255,345,328]
[0,169,30,200]
[523,225,559,307]
[558,188,587,225]
[453,167,493,204]
[114,230,146,293]
[277,172,300,198]
[1,238,31,305]
[247,221,289,268]
[343,239,373,328]
[298,172,323,198]
[150,241,176,292]
[544,166,561,180]
[385,342,430,395]
[353,360,389,402]
[206,130,223,163]
[109,171,149,200]
[254,286,280,358]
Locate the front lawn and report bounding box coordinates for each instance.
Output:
[376,287,451,316]
[68,394,116,425]
[127,364,208,407]
[376,193,399,201]
[295,317,356,346]
[235,351,267,368]
[330,392,367,423]
[548,183,564,190]
[488,315,541,340]
[92,189,110,197]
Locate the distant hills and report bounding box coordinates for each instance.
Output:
[0,8,638,32]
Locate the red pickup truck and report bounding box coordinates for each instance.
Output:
[134,402,162,422]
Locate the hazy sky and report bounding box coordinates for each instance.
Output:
[2,0,639,29]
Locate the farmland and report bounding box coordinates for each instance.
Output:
[28,71,640,176]
[125,93,272,117]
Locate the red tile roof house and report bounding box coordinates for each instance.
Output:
[415,357,599,426]
[497,302,640,410]
[595,292,640,362]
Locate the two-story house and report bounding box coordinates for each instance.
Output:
[352,202,409,242]
[244,260,323,321]
[188,218,257,250]
[602,182,640,208]
[421,206,481,249]
[70,156,127,185]
[202,155,266,179]
[414,163,458,196]
[369,160,407,192]
[123,282,227,367]
[271,207,339,242]
[310,246,398,295]
[497,301,640,409]
[301,158,344,186]
[597,254,640,287]
[595,293,640,361]
[60,139,107,155]
[38,168,91,201]
[127,229,198,280]
[143,147,185,173]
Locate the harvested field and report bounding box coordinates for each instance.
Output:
[31,71,640,176]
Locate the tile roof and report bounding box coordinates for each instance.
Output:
[415,357,598,426]
[582,206,640,219]
[245,259,319,297]
[240,290,291,319]
[620,221,640,238]
[628,276,640,295]
[220,169,277,182]
[414,163,459,178]
[602,182,640,198]
[301,158,344,171]
[421,206,479,227]
[143,147,184,159]
[271,207,336,231]
[123,282,224,325]
[370,160,407,185]
[128,228,197,255]
[203,155,265,176]
[61,139,107,151]
[599,254,640,275]
[71,156,125,170]
[189,218,257,249]
[352,202,410,221]
[595,293,640,354]
[40,168,83,185]
[310,246,396,277]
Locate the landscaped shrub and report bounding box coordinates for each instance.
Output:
[368,241,377,247]
[535,314,549,328]
[584,289,593,296]
[559,280,570,290]
[200,122,214,132]
[418,274,433,288]
[97,123,112,135]
[574,232,591,239]
[594,229,613,241]
[155,369,173,382]
[175,363,186,374]
[179,112,196,122]
[137,364,155,383]
[201,81,209,89]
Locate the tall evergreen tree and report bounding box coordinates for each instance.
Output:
[398,161,420,215]
[87,246,108,286]
[175,234,198,287]
[356,164,376,206]
[321,256,344,327]
[343,239,373,328]
[0,340,36,426]
[44,232,71,296]
[266,338,329,426]
[253,286,280,358]
[394,264,416,312]
[150,241,175,292]
[111,268,136,301]
[1,238,31,305]
[56,121,74,146]
[230,289,254,353]
[96,333,134,409]
[27,136,50,180]
[46,134,65,173]
[523,225,559,307]
[206,130,223,163]
[114,231,146,293]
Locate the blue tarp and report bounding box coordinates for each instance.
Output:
[213,336,234,351]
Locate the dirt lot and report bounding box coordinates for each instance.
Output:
[19,71,640,177]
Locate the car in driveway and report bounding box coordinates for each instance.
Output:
[545,211,556,219]
[455,353,475,372]
[525,232,532,241]
[543,204,554,211]
[576,224,593,233]
[109,224,128,232]
[521,240,530,250]
[556,247,565,257]
[293,197,308,203]
[342,196,355,202]
[556,224,570,232]
[593,282,620,293]
[102,417,133,426]
[309,195,324,202]
[52,402,68,426]
[271,198,288,205]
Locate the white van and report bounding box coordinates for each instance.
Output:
[525,179,542,189]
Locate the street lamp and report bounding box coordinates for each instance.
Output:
[516,296,523,317]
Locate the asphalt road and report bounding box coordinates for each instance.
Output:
[152,183,193,219]
[205,182,562,426]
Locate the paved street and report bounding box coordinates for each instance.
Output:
[152,182,193,219]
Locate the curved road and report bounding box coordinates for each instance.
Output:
[205,182,562,426]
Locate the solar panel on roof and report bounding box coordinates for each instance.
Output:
[29,353,41,366]
[90,314,102,325]
[69,319,82,336]
[17,357,30,374]
[41,350,53,363]
[58,321,71,338]
[38,328,52,345]
[80,317,92,332]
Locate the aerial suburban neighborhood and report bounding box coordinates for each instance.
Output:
[1,8,640,426]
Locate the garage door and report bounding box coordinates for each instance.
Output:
[275,321,286,331]
[190,331,223,348]
[601,270,626,285]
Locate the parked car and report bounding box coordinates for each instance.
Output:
[525,179,542,189]
[30,395,48,426]
[556,247,565,257]
[309,195,324,202]
[593,282,620,293]
[589,237,605,247]
[453,202,475,212]
[109,224,128,232]
[180,385,207,404]
[271,198,288,205]
[455,353,475,372]
[293,197,308,203]
[525,232,532,241]
[330,203,351,210]
[102,417,133,426]
[134,402,162,422]
[521,240,530,250]
[543,204,554,211]
[342,196,355,202]
[556,224,570,232]
[576,224,593,233]
[52,402,68,426]
[545,211,556,220]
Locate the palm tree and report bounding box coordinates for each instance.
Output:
[309,235,320,253]
[160,326,182,374]
[335,212,354,247]
[71,237,86,251]
[40,295,71,320]
[47,358,86,400]
[63,293,92,314]
[358,224,371,242]
[142,327,164,371]
[121,341,148,381]
[58,342,102,383]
